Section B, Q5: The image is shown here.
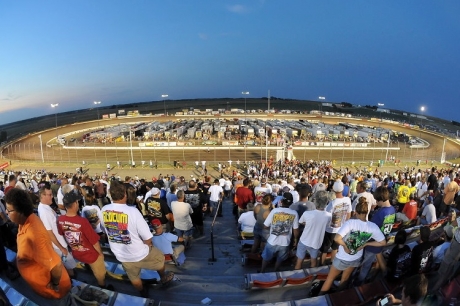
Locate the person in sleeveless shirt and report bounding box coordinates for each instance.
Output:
[251,194,273,254]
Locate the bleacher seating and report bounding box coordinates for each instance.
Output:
[245,266,331,290]
[0,278,38,306]
[0,214,451,305]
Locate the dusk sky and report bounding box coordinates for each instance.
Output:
[1,1,460,124]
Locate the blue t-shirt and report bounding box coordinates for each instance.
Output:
[342,185,350,197]
[367,206,396,253]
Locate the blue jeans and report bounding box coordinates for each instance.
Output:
[262,243,289,263]
[358,249,377,283]
[175,228,193,238]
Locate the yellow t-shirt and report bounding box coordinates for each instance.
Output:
[397,185,410,204]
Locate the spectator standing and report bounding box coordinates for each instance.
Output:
[416,177,429,205]
[441,181,459,217]
[351,181,376,220]
[37,187,76,277]
[235,178,254,217]
[208,179,223,217]
[427,167,438,192]
[295,190,331,269]
[184,180,206,236]
[81,186,105,234]
[318,197,386,295]
[5,189,73,303]
[397,180,411,212]
[320,181,352,265]
[254,178,271,203]
[171,190,194,249]
[358,186,395,284]
[101,181,172,297]
[145,188,173,233]
[57,191,112,289]
[260,193,299,273]
[251,194,272,254]
[166,184,178,210]
[289,185,315,219]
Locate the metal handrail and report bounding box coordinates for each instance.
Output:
[208,199,222,262]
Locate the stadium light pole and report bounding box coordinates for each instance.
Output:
[242,91,249,120]
[318,96,325,113]
[38,134,44,163]
[420,106,425,137]
[162,94,168,116]
[377,103,384,127]
[94,101,101,120]
[51,103,59,142]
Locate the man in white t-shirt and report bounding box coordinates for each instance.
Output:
[417,177,429,204]
[171,190,194,248]
[208,179,223,217]
[320,181,352,265]
[223,177,233,198]
[57,178,73,215]
[254,178,271,203]
[260,193,299,273]
[351,181,376,219]
[295,190,331,269]
[312,180,327,196]
[419,196,437,225]
[102,180,172,297]
[218,176,225,188]
[238,203,256,234]
[37,186,76,277]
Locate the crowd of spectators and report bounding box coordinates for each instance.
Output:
[0,160,460,304]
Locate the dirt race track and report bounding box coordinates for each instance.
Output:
[2,114,460,172]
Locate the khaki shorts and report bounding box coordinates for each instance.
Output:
[89,255,107,284]
[122,247,165,281]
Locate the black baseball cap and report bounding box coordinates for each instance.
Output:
[63,191,82,206]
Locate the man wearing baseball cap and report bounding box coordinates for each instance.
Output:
[145,187,173,233]
[102,180,173,297]
[151,219,185,264]
[320,180,351,265]
[260,192,299,273]
[57,191,112,290]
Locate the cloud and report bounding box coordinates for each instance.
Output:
[198,33,208,40]
[1,91,24,101]
[226,4,249,14]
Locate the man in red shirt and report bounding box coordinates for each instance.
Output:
[57,191,113,290]
[235,178,254,217]
[396,194,418,222]
[3,175,16,194]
